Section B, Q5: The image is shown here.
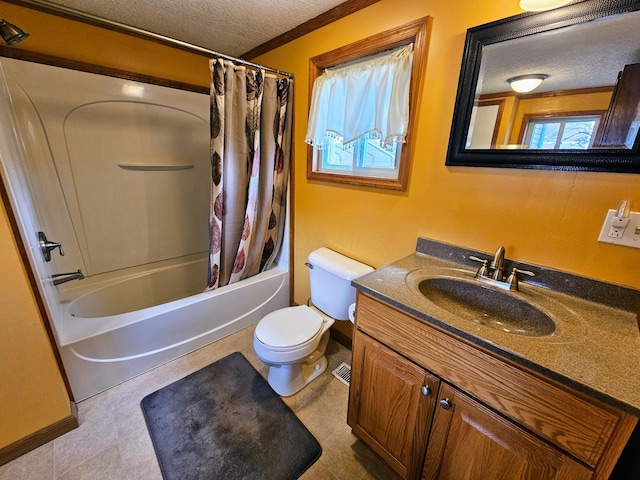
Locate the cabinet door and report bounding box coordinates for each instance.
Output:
[348,331,440,480]
[595,62,640,148]
[422,383,592,480]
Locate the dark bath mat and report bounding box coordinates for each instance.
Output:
[141,352,322,480]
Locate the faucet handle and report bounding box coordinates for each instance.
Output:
[469,255,490,278]
[38,231,64,262]
[513,267,535,277]
[506,268,535,291]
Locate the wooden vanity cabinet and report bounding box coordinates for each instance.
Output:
[348,332,440,479]
[348,292,637,480]
[422,382,591,480]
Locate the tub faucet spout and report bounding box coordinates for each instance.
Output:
[52,269,84,286]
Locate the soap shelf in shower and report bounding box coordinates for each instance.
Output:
[117,163,194,171]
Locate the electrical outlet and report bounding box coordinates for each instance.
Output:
[598,209,640,248]
[608,225,625,238]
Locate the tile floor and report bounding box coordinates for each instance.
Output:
[0,325,400,480]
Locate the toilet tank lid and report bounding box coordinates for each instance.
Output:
[308,247,374,280]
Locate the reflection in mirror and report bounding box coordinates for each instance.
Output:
[468,10,640,151]
[446,0,640,173]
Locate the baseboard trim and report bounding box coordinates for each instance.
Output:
[0,401,78,467]
[330,326,352,350]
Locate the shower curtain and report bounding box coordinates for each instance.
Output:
[206,58,293,290]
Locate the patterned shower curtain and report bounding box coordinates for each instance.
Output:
[206,58,293,290]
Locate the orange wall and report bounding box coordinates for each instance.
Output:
[0,201,70,448]
[254,0,640,309]
[495,95,518,146]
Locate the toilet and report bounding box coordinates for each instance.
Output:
[253,247,374,396]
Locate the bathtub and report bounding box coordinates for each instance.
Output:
[57,257,289,401]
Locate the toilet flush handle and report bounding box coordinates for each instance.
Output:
[305,262,313,269]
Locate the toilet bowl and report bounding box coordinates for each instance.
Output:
[253,305,334,396]
[253,247,373,396]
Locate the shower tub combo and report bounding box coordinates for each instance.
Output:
[0,58,289,401]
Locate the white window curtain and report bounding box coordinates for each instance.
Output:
[305,44,413,149]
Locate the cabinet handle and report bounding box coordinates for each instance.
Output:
[439,398,452,410]
[420,385,431,396]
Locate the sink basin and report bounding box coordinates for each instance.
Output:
[418,277,556,337]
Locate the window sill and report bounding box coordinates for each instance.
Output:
[306,168,408,191]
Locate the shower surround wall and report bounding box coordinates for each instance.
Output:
[0,58,289,400]
[6,58,211,277]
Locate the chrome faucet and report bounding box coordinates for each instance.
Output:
[490,246,505,281]
[52,269,84,286]
[470,246,535,291]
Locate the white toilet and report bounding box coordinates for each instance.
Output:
[253,247,374,396]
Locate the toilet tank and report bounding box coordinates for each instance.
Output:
[307,247,374,320]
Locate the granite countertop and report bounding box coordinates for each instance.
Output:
[352,238,640,416]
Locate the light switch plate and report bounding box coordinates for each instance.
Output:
[598,209,640,248]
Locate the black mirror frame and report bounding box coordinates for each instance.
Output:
[446,0,640,173]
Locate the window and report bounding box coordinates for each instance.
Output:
[306,17,431,191]
[318,131,401,178]
[523,115,602,149]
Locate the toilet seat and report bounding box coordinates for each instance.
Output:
[255,305,324,349]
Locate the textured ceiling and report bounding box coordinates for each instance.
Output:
[478,9,640,95]
[40,0,347,57]
[20,2,640,92]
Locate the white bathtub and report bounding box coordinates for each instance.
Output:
[58,258,289,401]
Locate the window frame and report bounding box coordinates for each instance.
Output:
[517,110,606,147]
[523,115,602,149]
[306,17,431,191]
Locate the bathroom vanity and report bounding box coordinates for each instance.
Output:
[348,238,640,480]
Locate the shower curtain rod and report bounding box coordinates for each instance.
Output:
[15,0,295,78]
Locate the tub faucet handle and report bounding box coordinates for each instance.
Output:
[38,231,64,262]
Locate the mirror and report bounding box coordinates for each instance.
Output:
[446,0,640,172]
